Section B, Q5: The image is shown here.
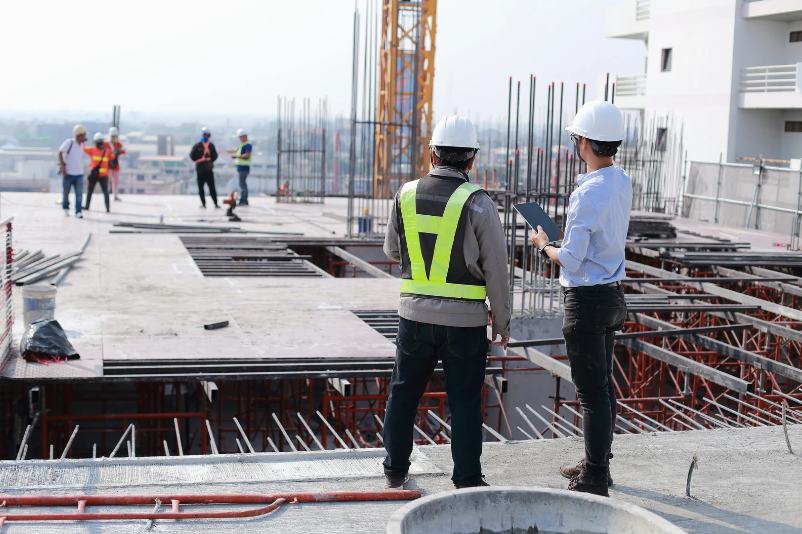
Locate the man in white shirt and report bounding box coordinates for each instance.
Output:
[531,101,631,497]
[59,125,88,218]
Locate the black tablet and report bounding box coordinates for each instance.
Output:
[514,202,561,241]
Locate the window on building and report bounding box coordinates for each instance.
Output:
[136,189,145,194]
[655,128,668,151]
[661,48,673,72]
[785,121,802,133]
[791,31,802,43]
[136,174,146,181]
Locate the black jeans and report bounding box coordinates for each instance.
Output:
[197,170,218,207]
[383,317,488,485]
[85,176,110,211]
[562,284,627,483]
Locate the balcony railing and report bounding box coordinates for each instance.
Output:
[636,0,651,21]
[740,64,798,92]
[615,74,647,97]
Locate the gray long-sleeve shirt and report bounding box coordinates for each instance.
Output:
[383,169,511,338]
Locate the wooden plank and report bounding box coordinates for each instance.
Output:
[626,259,802,323]
[618,338,750,393]
[325,246,395,279]
[633,313,802,384]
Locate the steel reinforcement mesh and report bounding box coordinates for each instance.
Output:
[0,218,13,372]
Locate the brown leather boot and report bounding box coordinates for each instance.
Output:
[559,459,613,486]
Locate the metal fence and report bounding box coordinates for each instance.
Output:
[740,64,798,93]
[682,159,802,245]
[0,218,14,371]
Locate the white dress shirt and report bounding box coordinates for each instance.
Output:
[557,165,632,287]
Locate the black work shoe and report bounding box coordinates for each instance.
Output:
[384,474,409,489]
[560,459,613,486]
[568,475,609,498]
[454,476,490,489]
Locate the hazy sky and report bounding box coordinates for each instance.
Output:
[1,0,643,122]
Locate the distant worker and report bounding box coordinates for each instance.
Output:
[189,127,219,208]
[59,125,87,218]
[531,100,631,497]
[227,128,252,206]
[106,127,126,201]
[382,116,511,490]
[83,132,112,213]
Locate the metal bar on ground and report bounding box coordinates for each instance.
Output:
[234,417,256,453]
[59,425,80,460]
[316,410,349,449]
[271,413,297,452]
[205,420,219,455]
[173,419,184,456]
[297,412,325,450]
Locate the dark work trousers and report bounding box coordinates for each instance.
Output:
[383,317,488,485]
[197,170,218,207]
[562,283,627,484]
[85,176,110,212]
[238,168,250,204]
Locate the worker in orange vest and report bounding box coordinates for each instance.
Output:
[106,127,126,201]
[83,132,111,213]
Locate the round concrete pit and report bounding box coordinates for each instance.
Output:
[387,486,686,534]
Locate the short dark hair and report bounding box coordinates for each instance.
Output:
[589,139,621,157]
[432,146,476,171]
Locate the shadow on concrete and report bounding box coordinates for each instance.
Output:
[613,485,802,534]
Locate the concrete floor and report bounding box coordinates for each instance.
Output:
[0,424,800,533]
[1,193,400,380]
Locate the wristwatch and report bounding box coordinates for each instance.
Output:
[538,240,560,259]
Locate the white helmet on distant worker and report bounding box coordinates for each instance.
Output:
[92,132,105,143]
[429,115,479,149]
[73,124,87,136]
[108,127,118,137]
[565,100,624,142]
[236,128,247,137]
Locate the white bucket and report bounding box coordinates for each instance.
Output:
[22,285,57,330]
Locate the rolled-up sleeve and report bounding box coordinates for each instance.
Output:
[383,193,401,262]
[557,192,596,273]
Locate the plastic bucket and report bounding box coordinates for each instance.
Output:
[387,487,687,534]
[22,285,57,329]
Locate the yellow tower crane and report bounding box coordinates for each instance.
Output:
[374,0,437,199]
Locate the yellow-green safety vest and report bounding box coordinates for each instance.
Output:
[399,179,487,301]
[235,142,251,167]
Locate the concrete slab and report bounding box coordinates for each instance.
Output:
[0,193,400,380]
[0,424,799,533]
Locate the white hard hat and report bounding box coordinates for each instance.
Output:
[429,115,479,149]
[202,127,210,135]
[236,128,247,137]
[565,100,624,142]
[73,124,87,136]
[92,132,105,143]
[109,127,118,137]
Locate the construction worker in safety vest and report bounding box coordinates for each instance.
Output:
[226,128,252,206]
[531,100,631,497]
[83,132,111,213]
[382,115,511,490]
[106,126,126,201]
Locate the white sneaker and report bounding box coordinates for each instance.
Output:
[76,212,84,219]
[64,209,70,217]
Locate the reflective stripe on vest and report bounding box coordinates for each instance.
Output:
[399,180,487,301]
[235,142,251,167]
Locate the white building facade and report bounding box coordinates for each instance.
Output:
[607,0,802,164]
